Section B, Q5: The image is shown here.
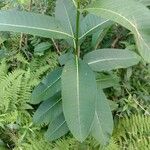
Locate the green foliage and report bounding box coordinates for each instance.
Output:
[0,10,71,39]
[0,61,30,123]
[0,50,58,148]
[0,0,149,147]
[114,114,150,150]
[85,0,150,63]
[84,49,140,72]
[31,68,62,104]
[45,114,69,141]
[92,89,113,145]
[33,93,62,125]
[11,114,149,150]
[34,42,52,55]
[62,56,97,141]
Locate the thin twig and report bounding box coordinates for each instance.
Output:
[111,36,121,48]
[29,0,33,11]
[52,38,61,55]
[19,0,32,50]
[132,98,150,115]
[19,33,23,50]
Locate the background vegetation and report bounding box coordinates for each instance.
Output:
[0,0,149,149]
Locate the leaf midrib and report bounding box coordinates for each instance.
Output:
[86,7,150,51]
[37,76,61,99]
[75,57,82,139]
[0,23,73,38]
[88,56,138,65]
[79,19,109,40]
[95,112,105,142]
[96,77,117,82]
[48,120,66,138]
[39,98,62,119]
[62,0,76,47]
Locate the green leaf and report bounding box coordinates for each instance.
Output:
[55,0,76,47]
[58,52,74,66]
[96,73,120,89]
[84,49,140,72]
[92,28,110,50]
[85,0,150,63]
[31,68,62,104]
[92,89,113,145]
[45,114,69,141]
[33,92,62,125]
[0,10,73,39]
[108,100,118,111]
[135,0,150,6]
[34,42,51,54]
[79,14,112,43]
[62,57,97,142]
[0,50,7,60]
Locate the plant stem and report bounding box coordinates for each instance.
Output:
[75,0,80,57]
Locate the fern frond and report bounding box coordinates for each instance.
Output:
[0,60,8,82]
[0,69,25,112]
[114,114,150,150]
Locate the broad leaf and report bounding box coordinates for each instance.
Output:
[85,0,150,63]
[55,0,76,47]
[0,10,73,39]
[31,68,62,104]
[33,93,62,125]
[84,49,140,72]
[45,114,69,141]
[92,89,113,145]
[79,14,112,43]
[62,57,97,142]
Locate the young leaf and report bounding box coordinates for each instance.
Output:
[31,68,62,104]
[92,89,113,145]
[62,57,97,142]
[108,100,118,111]
[55,0,76,47]
[84,49,140,72]
[0,10,73,39]
[34,42,51,55]
[85,0,150,63]
[45,114,69,141]
[33,92,62,125]
[79,14,112,43]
